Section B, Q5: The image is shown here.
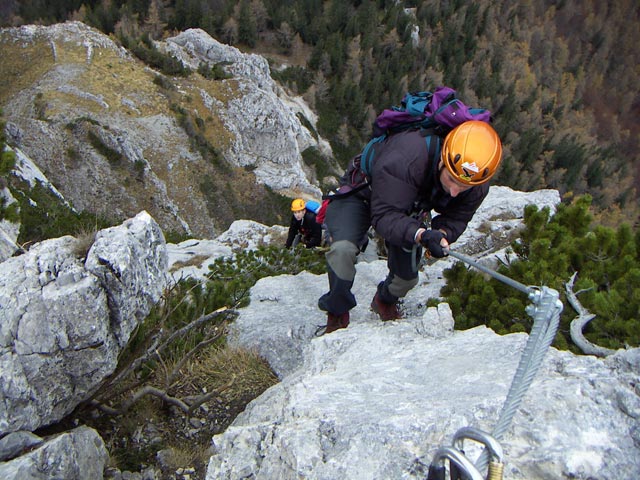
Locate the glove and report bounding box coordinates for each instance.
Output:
[420,229,448,258]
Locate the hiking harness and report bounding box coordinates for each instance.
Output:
[426,249,563,480]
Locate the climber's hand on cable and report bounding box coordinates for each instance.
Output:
[420,229,449,258]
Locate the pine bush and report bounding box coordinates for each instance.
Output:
[439,195,639,352]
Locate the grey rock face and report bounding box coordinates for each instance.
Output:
[210,263,640,480]
[0,193,19,262]
[209,187,639,479]
[0,431,44,462]
[0,426,108,480]
[166,28,324,198]
[0,211,167,434]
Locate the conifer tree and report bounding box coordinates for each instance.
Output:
[238,0,257,47]
[144,0,166,40]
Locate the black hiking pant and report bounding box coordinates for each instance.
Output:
[318,195,420,315]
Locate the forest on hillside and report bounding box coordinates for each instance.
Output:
[2,0,639,225]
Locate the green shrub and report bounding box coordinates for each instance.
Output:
[302,146,329,181]
[437,195,640,352]
[152,74,175,90]
[198,61,233,80]
[15,181,115,245]
[271,66,314,94]
[120,33,191,77]
[205,244,326,307]
[297,113,318,140]
[130,244,325,365]
[0,197,19,223]
[87,131,124,165]
[0,148,15,178]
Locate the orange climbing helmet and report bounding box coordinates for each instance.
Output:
[441,121,503,185]
[291,198,306,211]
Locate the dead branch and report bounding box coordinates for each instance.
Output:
[96,336,161,402]
[565,272,616,357]
[121,386,190,413]
[90,374,237,417]
[91,387,190,415]
[88,399,120,416]
[97,306,234,402]
[158,306,232,353]
[185,375,237,415]
[166,325,227,387]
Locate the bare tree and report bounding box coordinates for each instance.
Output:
[221,17,238,45]
[144,0,166,40]
[277,21,294,53]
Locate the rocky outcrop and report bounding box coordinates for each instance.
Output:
[165,29,330,197]
[443,185,561,256]
[0,144,71,262]
[207,187,640,480]
[210,260,640,480]
[0,211,167,436]
[213,270,640,479]
[0,22,329,237]
[167,220,287,283]
[0,427,108,480]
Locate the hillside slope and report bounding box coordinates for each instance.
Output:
[0,22,334,237]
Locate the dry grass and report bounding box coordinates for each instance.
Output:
[92,344,278,477]
[177,344,279,402]
[72,227,97,259]
[168,254,212,272]
[161,442,212,473]
[189,75,237,151]
[0,36,55,104]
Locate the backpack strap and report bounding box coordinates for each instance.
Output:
[421,128,443,208]
[424,133,442,169]
[360,134,386,179]
[421,127,442,168]
[321,182,369,200]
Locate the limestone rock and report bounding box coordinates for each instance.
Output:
[0,426,108,480]
[209,265,640,480]
[0,211,167,434]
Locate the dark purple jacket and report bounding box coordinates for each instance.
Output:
[369,129,489,248]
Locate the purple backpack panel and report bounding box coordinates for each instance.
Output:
[374,86,491,132]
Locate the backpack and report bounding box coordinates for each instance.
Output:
[305,200,321,215]
[360,86,492,178]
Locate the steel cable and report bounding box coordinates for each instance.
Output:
[443,251,563,475]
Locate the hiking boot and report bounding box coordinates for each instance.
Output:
[370,292,402,321]
[324,312,350,334]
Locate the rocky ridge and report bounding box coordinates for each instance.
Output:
[0,22,331,238]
